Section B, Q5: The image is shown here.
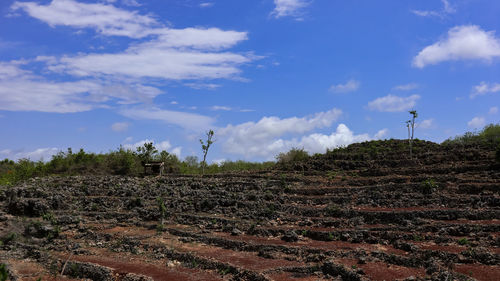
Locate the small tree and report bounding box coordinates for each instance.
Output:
[137,142,158,163]
[407,110,418,158]
[200,130,214,175]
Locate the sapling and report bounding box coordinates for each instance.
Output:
[200,130,214,175]
[407,110,418,158]
[157,197,167,228]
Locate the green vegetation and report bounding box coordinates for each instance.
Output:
[420,179,439,195]
[0,264,8,281]
[0,143,273,185]
[443,123,500,145]
[276,147,309,164]
[458,237,470,246]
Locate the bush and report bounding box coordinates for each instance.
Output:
[443,123,500,145]
[106,147,140,175]
[276,148,309,164]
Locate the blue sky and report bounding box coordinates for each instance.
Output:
[0,0,499,163]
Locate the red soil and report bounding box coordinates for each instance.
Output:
[214,232,407,255]
[55,250,223,281]
[336,258,426,281]
[454,264,500,281]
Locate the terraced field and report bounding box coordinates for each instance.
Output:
[1,140,499,280]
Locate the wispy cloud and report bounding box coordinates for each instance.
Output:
[367,94,420,112]
[470,81,500,99]
[0,61,163,113]
[111,122,129,132]
[199,2,214,8]
[120,107,215,131]
[393,83,418,91]
[329,79,360,93]
[417,119,434,129]
[211,105,232,111]
[413,25,500,68]
[489,107,498,115]
[412,0,455,18]
[12,0,158,38]
[270,0,310,20]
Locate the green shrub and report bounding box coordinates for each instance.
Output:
[0,263,8,281]
[276,147,309,164]
[106,147,139,175]
[421,179,439,194]
[458,237,469,245]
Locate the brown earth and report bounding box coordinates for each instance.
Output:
[1,139,499,280]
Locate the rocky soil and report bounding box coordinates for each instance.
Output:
[1,140,499,280]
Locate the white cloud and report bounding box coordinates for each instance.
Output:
[120,107,214,131]
[374,128,389,139]
[470,81,500,98]
[211,105,232,111]
[47,31,252,81]
[393,83,419,91]
[218,108,342,159]
[122,138,182,157]
[111,122,129,132]
[199,2,214,8]
[367,94,420,112]
[0,62,163,113]
[489,106,498,115]
[329,79,360,93]
[12,0,158,38]
[0,147,59,161]
[220,115,386,160]
[417,119,434,129]
[184,83,221,90]
[412,0,455,18]
[13,1,254,82]
[271,0,310,19]
[413,25,500,68]
[467,117,485,128]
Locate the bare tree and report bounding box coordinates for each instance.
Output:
[408,110,418,158]
[200,130,214,175]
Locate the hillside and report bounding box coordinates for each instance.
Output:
[0,140,499,281]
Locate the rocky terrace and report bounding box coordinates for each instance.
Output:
[0,140,499,280]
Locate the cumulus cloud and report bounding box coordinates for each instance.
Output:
[367,94,420,112]
[393,83,418,91]
[122,139,181,157]
[271,0,310,19]
[470,81,500,99]
[412,0,455,18]
[0,147,59,161]
[219,108,345,159]
[220,115,387,160]
[120,107,214,131]
[111,122,129,132]
[467,117,485,128]
[413,25,500,68]
[329,79,360,93]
